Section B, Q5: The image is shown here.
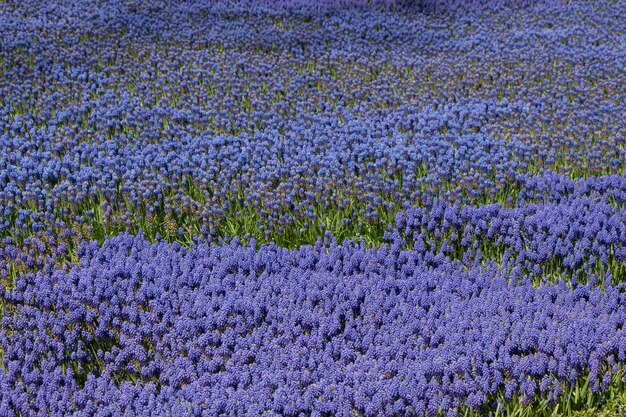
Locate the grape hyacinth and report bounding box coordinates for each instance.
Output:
[0,0,624,248]
[1,0,626,415]
[2,233,626,416]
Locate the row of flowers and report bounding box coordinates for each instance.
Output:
[2,231,625,416]
[0,0,624,250]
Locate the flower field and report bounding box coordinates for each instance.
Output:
[1,0,625,415]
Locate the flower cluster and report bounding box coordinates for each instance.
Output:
[5,171,626,284]
[0,0,623,246]
[2,233,626,416]
[391,173,626,284]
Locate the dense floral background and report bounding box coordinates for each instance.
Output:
[1,0,625,415]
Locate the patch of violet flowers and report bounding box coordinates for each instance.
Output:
[0,0,624,246]
[2,233,626,416]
